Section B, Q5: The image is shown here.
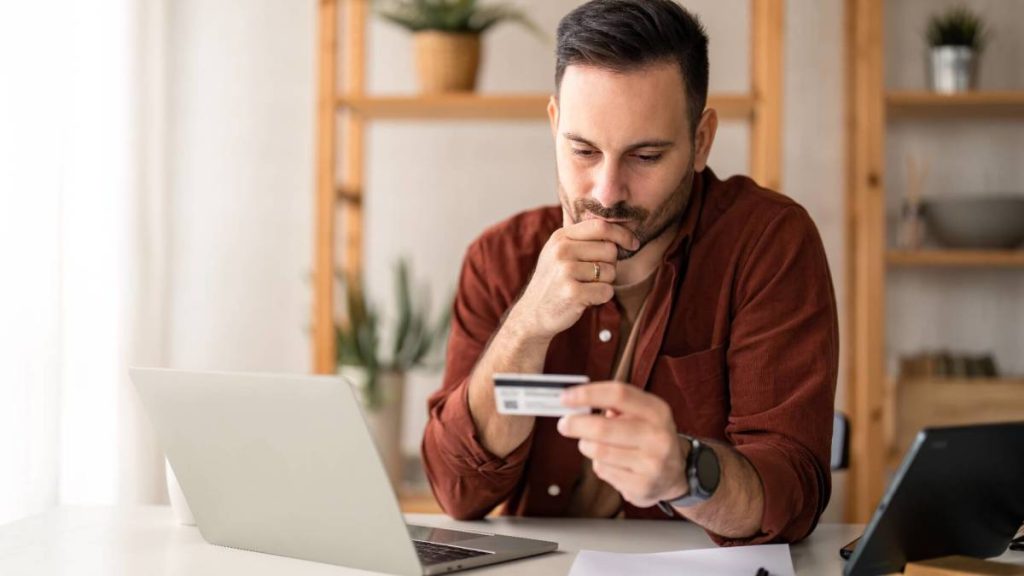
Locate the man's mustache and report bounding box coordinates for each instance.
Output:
[574,199,648,221]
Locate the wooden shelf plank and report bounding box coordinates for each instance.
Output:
[339,93,547,119]
[887,90,1024,117]
[337,93,756,120]
[887,249,1024,267]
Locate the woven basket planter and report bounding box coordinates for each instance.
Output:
[413,31,481,93]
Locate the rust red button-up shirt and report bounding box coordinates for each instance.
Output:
[421,168,839,545]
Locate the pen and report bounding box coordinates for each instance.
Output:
[656,500,675,517]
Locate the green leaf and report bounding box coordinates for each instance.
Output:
[335,256,453,390]
[470,5,545,39]
[375,0,542,36]
[391,259,413,365]
[926,5,989,50]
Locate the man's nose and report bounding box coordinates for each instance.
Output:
[591,159,628,208]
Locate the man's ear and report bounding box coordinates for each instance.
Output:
[693,108,718,173]
[547,95,559,138]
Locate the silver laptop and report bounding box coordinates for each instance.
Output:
[130,368,557,575]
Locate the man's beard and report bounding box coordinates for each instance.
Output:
[561,159,695,260]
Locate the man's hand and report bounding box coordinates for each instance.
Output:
[557,382,689,508]
[506,220,639,341]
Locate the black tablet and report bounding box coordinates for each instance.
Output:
[844,421,1024,576]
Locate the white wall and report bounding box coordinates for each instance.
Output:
[165,0,315,373]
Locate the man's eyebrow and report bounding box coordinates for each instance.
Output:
[562,132,675,151]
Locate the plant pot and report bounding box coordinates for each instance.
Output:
[928,46,977,93]
[413,31,481,93]
[165,458,195,525]
[339,366,405,489]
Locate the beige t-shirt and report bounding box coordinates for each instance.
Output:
[566,269,658,518]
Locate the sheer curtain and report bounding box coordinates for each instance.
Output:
[0,0,168,524]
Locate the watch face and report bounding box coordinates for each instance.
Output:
[695,446,721,493]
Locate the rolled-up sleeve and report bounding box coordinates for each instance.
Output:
[421,239,532,520]
[713,205,838,545]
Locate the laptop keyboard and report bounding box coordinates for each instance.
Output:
[413,540,492,565]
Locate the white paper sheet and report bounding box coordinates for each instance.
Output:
[568,544,795,576]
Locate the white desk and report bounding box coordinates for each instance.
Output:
[0,507,1018,575]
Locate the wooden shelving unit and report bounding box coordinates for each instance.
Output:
[315,0,786,512]
[847,0,1024,522]
[337,93,551,120]
[887,250,1024,268]
[336,93,757,121]
[887,90,1024,117]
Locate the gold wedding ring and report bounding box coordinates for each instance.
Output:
[592,262,601,283]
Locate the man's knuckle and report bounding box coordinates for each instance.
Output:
[565,283,581,300]
[554,241,572,260]
[557,260,574,278]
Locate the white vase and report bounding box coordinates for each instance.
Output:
[339,366,406,490]
[929,46,977,93]
[165,458,195,525]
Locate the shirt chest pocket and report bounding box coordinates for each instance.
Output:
[649,345,729,440]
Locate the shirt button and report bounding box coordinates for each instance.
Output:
[598,329,612,343]
[547,484,561,497]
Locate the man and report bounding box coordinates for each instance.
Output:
[422,0,838,545]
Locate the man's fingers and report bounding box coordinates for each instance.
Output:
[570,261,617,284]
[573,281,614,306]
[577,439,657,475]
[557,412,648,448]
[591,458,637,482]
[564,239,619,264]
[564,219,640,251]
[591,461,661,508]
[561,382,668,422]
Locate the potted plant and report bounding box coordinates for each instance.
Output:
[925,5,989,93]
[335,259,451,487]
[377,0,544,93]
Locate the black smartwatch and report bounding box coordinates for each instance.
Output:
[658,434,721,515]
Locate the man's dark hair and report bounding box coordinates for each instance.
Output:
[555,0,710,135]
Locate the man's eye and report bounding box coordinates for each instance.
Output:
[572,148,597,158]
[635,153,663,163]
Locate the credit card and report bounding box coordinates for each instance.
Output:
[493,373,591,417]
